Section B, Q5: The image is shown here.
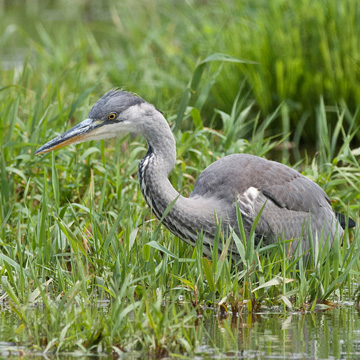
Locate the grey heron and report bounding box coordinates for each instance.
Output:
[35,90,354,258]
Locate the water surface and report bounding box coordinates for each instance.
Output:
[197,305,360,359]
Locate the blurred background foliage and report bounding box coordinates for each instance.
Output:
[1,0,359,143]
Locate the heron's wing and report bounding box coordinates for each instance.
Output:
[190,154,338,242]
[191,153,330,211]
[254,161,331,212]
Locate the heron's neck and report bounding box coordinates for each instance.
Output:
[138,110,179,219]
[137,111,221,252]
[138,146,178,220]
[139,110,177,176]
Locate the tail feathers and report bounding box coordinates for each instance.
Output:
[336,212,356,229]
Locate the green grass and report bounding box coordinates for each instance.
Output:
[2,1,359,140]
[0,0,360,357]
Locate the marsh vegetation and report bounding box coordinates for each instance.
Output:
[0,0,360,358]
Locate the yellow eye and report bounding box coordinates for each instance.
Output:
[108,112,117,120]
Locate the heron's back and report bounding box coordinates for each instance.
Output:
[190,154,342,252]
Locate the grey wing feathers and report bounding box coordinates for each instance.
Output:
[191,153,329,212]
[190,154,341,247]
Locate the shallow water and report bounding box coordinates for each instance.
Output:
[196,305,360,359]
[1,304,359,359]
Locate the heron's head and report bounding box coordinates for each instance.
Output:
[35,90,155,155]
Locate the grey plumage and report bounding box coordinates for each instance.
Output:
[191,154,340,253]
[35,90,351,259]
[88,90,145,120]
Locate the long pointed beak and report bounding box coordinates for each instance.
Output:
[35,118,101,155]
